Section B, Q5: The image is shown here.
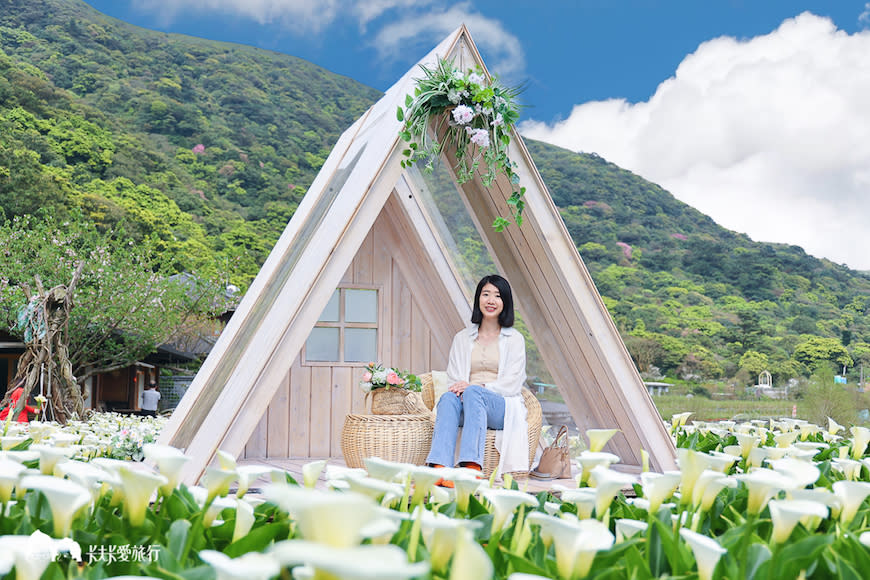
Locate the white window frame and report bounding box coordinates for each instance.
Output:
[303,285,380,366]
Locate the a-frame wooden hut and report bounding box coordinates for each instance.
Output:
[159,26,676,484]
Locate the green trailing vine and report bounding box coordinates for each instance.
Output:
[397,58,526,231]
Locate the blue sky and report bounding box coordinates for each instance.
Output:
[83,1,870,271]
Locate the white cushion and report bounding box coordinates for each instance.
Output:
[431,370,450,415]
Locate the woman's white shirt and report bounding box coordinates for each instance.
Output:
[446,325,529,475]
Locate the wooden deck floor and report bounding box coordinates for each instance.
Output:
[237,457,581,494]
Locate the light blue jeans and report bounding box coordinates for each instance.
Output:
[425,384,505,467]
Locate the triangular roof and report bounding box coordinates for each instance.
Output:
[159,26,676,483]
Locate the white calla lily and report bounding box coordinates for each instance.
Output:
[189,486,236,527]
[797,422,819,440]
[199,549,280,580]
[404,465,445,505]
[527,512,613,579]
[29,444,74,475]
[265,485,378,547]
[269,539,430,579]
[671,412,693,429]
[301,459,327,489]
[18,475,91,537]
[575,451,620,484]
[232,497,256,543]
[119,465,167,527]
[53,459,109,502]
[747,447,767,469]
[560,488,598,520]
[676,448,713,506]
[0,458,25,503]
[480,488,540,531]
[833,458,864,481]
[0,436,27,450]
[47,432,80,447]
[832,480,870,526]
[363,457,412,482]
[143,443,189,495]
[851,426,870,459]
[680,528,727,580]
[827,417,844,436]
[735,469,791,515]
[588,465,636,519]
[343,474,405,506]
[586,429,619,452]
[706,451,737,473]
[773,430,799,448]
[418,507,483,573]
[201,467,237,503]
[788,488,843,519]
[735,433,760,460]
[216,449,237,470]
[768,457,821,488]
[450,526,493,580]
[1,450,40,464]
[691,470,735,512]
[236,465,272,497]
[615,518,648,542]
[640,472,681,513]
[0,530,81,580]
[768,499,828,543]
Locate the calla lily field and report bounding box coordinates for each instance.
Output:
[4,412,870,578]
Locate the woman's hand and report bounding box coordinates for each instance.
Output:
[448,381,470,396]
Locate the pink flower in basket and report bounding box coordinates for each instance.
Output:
[362,371,373,382]
[386,371,403,386]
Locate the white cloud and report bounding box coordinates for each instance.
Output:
[131,0,524,78]
[132,0,340,32]
[369,3,525,78]
[520,12,870,271]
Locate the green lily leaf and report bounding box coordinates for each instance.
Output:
[224,521,290,558]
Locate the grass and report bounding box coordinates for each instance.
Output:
[650,390,870,424]
[651,395,799,422]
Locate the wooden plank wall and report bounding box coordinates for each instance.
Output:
[242,200,460,459]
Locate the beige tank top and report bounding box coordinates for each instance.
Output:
[469,338,499,387]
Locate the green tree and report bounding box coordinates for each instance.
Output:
[801,368,857,427]
[739,350,769,378]
[793,336,854,373]
[0,214,226,386]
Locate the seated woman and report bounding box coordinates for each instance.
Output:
[426,274,529,484]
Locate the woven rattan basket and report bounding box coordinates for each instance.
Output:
[341,413,434,468]
[369,387,410,415]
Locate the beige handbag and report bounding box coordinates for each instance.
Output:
[530,425,571,480]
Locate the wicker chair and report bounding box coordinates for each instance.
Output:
[419,372,542,477]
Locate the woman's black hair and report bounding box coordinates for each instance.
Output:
[471,274,515,327]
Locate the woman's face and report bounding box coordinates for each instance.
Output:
[478,282,504,322]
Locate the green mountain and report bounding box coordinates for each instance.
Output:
[0,0,380,280]
[1,0,868,384]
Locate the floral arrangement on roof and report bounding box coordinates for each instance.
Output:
[358,362,422,393]
[397,58,525,231]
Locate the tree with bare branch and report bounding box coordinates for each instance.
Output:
[0,215,229,421]
[1,263,85,423]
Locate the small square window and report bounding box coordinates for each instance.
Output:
[318,290,340,322]
[305,287,378,364]
[345,289,378,323]
[345,328,377,362]
[305,327,340,362]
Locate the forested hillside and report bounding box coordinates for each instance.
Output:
[0,0,379,281]
[1,0,868,385]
